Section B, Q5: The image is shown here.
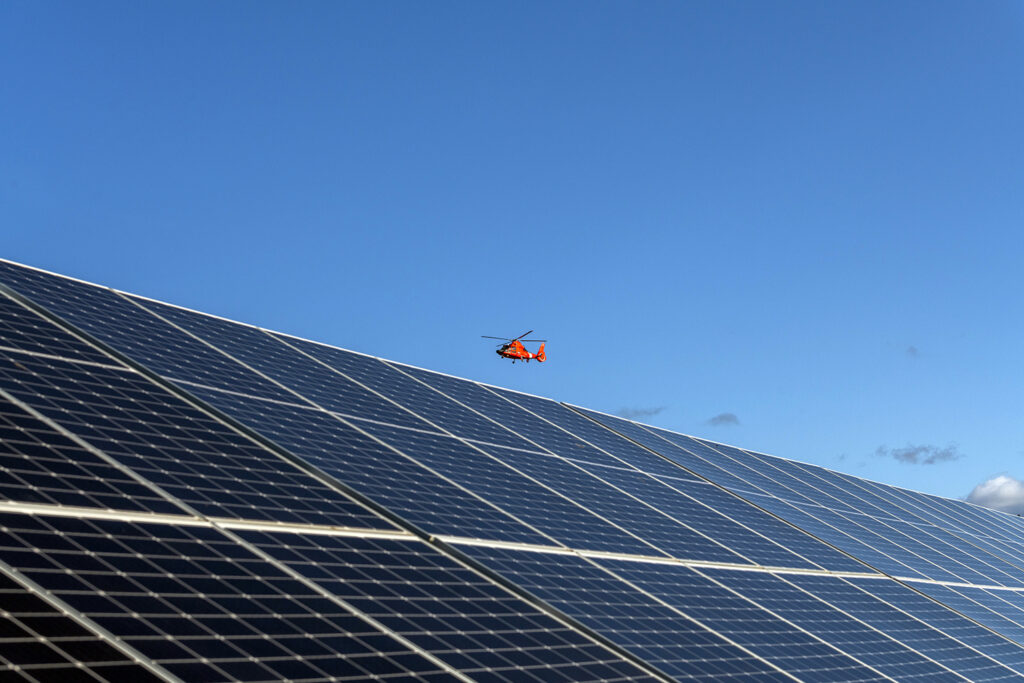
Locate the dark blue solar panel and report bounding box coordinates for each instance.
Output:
[0,290,113,365]
[0,570,167,683]
[574,464,815,569]
[501,392,708,478]
[747,495,928,579]
[732,447,895,517]
[394,366,626,468]
[601,559,887,682]
[0,512,458,682]
[0,353,387,530]
[700,441,869,516]
[649,475,870,573]
[358,422,664,553]
[0,389,181,514]
[486,448,746,562]
[914,583,1024,646]
[788,574,1022,681]
[458,545,791,681]
[188,386,550,545]
[276,334,539,450]
[239,530,656,682]
[703,568,965,681]
[849,578,1024,676]
[576,408,766,494]
[665,436,824,507]
[0,261,298,403]
[135,296,439,432]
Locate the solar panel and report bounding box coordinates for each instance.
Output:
[5,257,1024,682]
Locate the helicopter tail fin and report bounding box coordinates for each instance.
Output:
[535,343,546,362]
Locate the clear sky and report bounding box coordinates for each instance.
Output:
[4,2,1024,506]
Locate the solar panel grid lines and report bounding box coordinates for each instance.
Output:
[572,464,820,571]
[457,544,802,682]
[381,365,807,568]
[579,407,1003,587]
[0,262,300,406]
[729,450,1024,587]
[845,579,1024,677]
[353,423,668,556]
[699,568,970,682]
[0,381,191,518]
[914,583,1024,646]
[784,467,1013,555]
[568,405,881,575]
[185,384,561,546]
[0,286,118,369]
[0,511,472,682]
[0,353,393,532]
[635,427,991,586]
[238,530,666,683]
[122,293,439,434]
[885,487,1024,568]
[389,366,627,469]
[600,559,895,682]
[469,386,845,572]
[775,574,1019,682]
[0,542,182,683]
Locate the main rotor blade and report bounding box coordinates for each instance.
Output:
[512,330,534,341]
[519,339,546,342]
[481,336,512,340]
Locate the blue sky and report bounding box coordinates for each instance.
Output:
[3,2,1024,504]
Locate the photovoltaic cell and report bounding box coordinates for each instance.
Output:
[912,583,1024,647]
[848,578,1024,676]
[0,261,298,404]
[649,476,870,573]
[394,366,625,468]
[787,574,1020,681]
[458,545,791,681]
[600,558,887,682]
[0,353,388,530]
[576,464,814,569]
[357,422,661,552]
[0,291,112,366]
[702,568,965,681]
[498,392,705,479]
[0,571,166,683]
[133,296,438,432]
[186,386,551,545]
[485,448,742,561]
[0,389,179,514]
[239,530,657,682]
[0,513,460,682]
[575,408,766,495]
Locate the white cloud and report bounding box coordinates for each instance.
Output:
[966,475,1024,515]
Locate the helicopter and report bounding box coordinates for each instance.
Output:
[481,330,547,363]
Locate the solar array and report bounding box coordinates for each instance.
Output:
[0,258,1023,682]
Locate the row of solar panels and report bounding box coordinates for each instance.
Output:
[1,258,1024,681]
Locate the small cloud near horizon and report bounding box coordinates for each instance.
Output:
[616,406,666,420]
[875,443,961,465]
[707,412,740,427]
[966,475,1024,515]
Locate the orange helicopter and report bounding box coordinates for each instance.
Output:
[482,330,547,363]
